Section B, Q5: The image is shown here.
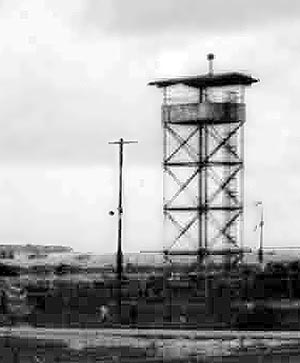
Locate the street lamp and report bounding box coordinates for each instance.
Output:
[255,201,264,264]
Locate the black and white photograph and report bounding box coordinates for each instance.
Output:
[0,0,299,361]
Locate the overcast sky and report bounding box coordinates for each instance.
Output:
[0,0,299,252]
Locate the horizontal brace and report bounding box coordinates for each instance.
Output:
[164,120,242,126]
[164,206,242,212]
[152,247,252,256]
[164,161,243,167]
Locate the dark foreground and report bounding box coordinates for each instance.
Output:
[3,259,300,330]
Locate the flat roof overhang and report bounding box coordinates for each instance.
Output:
[148,72,259,88]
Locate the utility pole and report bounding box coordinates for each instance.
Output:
[109,138,138,319]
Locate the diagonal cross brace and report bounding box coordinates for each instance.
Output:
[165,167,199,208]
[209,165,242,204]
[208,167,239,205]
[211,211,241,245]
[209,211,241,246]
[165,127,198,163]
[165,168,198,206]
[166,213,198,250]
[206,123,242,161]
[166,125,198,162]
[172,215,198,247]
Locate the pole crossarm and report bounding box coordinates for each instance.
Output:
[109,141,138,145]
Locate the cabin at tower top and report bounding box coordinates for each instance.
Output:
[149,54,258,106]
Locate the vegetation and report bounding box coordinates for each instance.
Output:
[0,258,300,329]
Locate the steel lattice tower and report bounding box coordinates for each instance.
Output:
[149,56,258,260]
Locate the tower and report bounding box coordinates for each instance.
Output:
[149,55,258,261]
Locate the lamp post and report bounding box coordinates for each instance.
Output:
[255,201,264,264]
